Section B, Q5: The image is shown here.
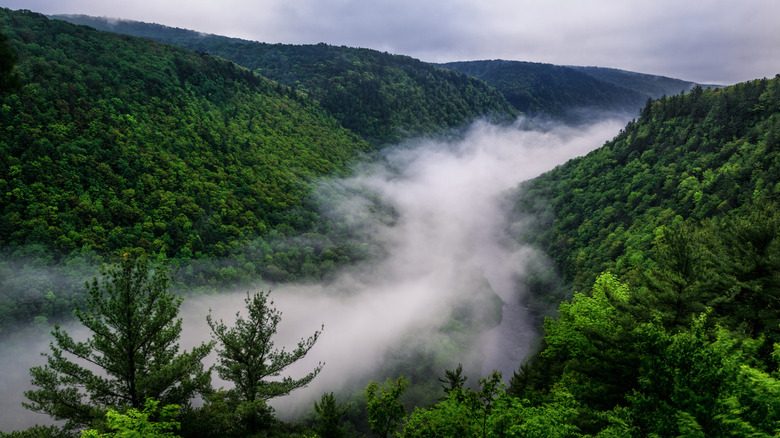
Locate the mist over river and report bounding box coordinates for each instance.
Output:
[0,115,629,431]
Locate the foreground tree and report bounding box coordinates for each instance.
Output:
[24,257,213,430]
[313,392,350,438]
[365,377,408,438]
[81,398,181,438]
[206,290,323,434]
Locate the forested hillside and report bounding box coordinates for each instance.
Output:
[2,6,780,437]
[569,65,720,99]
[51,15,518,145]
[0,8,373,333]
[489,75,780,436]
[439,60,650,118]
[514,77,780,295]
[362,77,780,438]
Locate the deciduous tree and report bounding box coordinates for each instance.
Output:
[365,377,408,438]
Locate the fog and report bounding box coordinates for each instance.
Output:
[180,115,631,416]
[0,115,629,431]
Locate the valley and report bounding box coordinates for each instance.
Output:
[1,5,779,437]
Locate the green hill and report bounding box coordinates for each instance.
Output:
[569,65,722,98]
[0,8,374,331]
[51,14,518,145]
[512,76,780,310]
[497,75,780,436]
[438,60,649,118]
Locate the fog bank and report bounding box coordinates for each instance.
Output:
[0,115,629,430]
[180,115,630,415]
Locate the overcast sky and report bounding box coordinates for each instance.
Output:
[2,0,779,85]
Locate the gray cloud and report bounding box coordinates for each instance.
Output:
[2,0,779,83]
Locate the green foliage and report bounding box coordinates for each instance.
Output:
[0,8,374,334]
[52,14,518,145]
[313,392,349,438]
[23,257,212,430]
[513,76,780,295]
[440,60,649,120]
[437,363,467,396]
[0,31,20,92]
[513,272,780,436]
[207,290,323,435]
[80,398,181,438]
[401,371,581,438]
[365,377,408,438]
[0,8,369,259]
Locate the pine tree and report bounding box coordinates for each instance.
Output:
[23,257,213,430]
[438,363,467,396]
[206,290,323,434]
[313,392,349,438]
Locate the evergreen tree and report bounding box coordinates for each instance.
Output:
[206,290,323,434]
[313,392,349,438]
[23,257,213,430]
[437,363,467,396]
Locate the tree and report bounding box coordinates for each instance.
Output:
[206,290,323,434]
[0,32,20,92]
[23,257,213,430]
[80,398,181,438]
[437,363,467,396]
[313,392,349,438]
[638,222,730,332]
[365,377,408,438]
[401,372,581,438]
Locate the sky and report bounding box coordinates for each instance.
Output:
[1,0,779,85]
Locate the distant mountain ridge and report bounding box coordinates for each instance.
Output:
[51,14,722,134]
[51,14,517,145]
[568,65,723,98]
[439,60,721,120]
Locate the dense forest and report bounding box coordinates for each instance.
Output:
[2,5,780,437]
[567,65,721,100]
[500,75,780,435]
[439,60,647,118]
[0,9,377,334]
[514,77,780,297]
[438,60,717,122]
[51,15,518,145]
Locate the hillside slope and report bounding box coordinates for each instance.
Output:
[569,65,721,98]
[0,8,378,331]
[513,76,780,301]
[439,60,649,118]
[502,76,780,436]
[52,14,518,145]
[1,9,373,259]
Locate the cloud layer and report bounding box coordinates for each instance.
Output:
[181,115,632,415]
[0,114,635,429]
[4,0,780,83]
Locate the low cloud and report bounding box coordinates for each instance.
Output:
[179,115,631,416]
[0,115,630,430]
